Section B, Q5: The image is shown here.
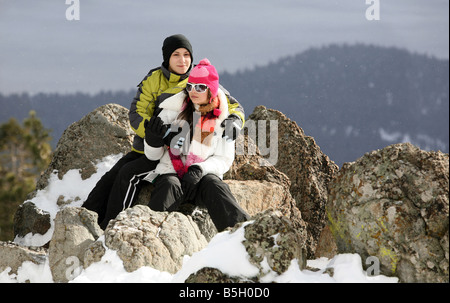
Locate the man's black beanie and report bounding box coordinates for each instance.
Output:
[162,34,193,69]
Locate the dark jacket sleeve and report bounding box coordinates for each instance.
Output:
[220,84,245,128]
[129,69,160,138]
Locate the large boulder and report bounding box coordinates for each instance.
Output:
[34,103,133,191]
[103,205,208,274]
[15,104,133,240]
[242,209,308,275]
[248,105,339,257]
[327,143,449,282]
[48,207,103,282]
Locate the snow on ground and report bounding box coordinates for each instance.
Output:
[1,154,398,283]
[13,154,123,247]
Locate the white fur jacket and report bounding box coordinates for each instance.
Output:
[143,88,235,183]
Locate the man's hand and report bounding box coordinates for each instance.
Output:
[221,116,242,142]
[144,116,168,147]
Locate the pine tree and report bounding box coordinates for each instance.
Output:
[0,110,52,241]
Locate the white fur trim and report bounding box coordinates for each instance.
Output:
[159,91,186,111]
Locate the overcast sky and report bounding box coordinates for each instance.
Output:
[0,0,448,95]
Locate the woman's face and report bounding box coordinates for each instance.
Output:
[168,48,191,75]
[188,85,209,105]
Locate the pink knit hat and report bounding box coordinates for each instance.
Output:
[188,58,219,99]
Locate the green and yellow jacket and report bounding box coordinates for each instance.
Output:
[129,64,245,153]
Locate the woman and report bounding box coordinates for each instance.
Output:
[82,34,245,230]
[143,58,250,232]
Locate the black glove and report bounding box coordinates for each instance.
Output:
[221,116,242,142]
[144,116,168,147]
[181,166,203,202]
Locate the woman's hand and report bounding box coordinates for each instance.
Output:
[181,166,203,202]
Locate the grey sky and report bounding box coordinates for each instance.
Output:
[0,0,448,95]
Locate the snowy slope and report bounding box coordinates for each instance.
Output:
[1,154,398,283]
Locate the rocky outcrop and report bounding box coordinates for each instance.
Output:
[327,143,449,283]
[10,102,321,282]
[103,205,208,274]
[248,106,339,257]
[12,203,209,282]
[14,103,133,241]
[7,103,448,283]
[242,209,307,275]
[34,103,133,192]
[48,207,103,282]
[18,104,310,249]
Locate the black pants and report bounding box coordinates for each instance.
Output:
[149,173,250,231]
[82,151,158,229]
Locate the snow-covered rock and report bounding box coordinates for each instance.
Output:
[185,209,308,282]
[48,206,103,282]
[104,205,208,274]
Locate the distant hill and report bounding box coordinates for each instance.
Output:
[220,44,449,165]
[1,44,448,166]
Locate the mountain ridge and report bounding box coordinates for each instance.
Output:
[220,43,449,165]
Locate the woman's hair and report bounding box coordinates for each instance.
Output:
[174,88,212,142]
[177,88,212,127]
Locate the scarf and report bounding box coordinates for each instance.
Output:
[169,97,222,179]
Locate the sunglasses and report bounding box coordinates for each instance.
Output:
[186,83,209,93]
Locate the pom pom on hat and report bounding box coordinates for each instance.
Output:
[198,58,211,66]
[188,58,219,98]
